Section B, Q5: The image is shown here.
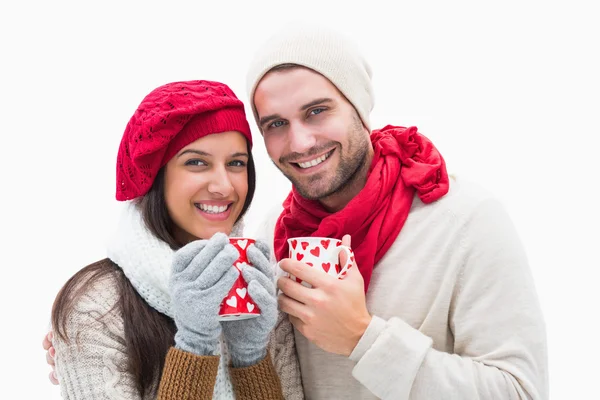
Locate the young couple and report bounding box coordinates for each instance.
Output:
[43,24,549,399]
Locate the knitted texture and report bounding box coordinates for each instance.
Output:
[229,352,284,400]
[53,266,153,399]
[157,348,220,399]
[106,201,244,318]
[116,80,252,201]
[52,260,238,399]
[246,23,374,130]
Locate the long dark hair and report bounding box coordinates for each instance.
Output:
[52,142,256,397]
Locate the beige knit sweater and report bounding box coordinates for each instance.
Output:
[53,269,303,399]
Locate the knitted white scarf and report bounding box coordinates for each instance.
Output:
[106,201,243,318]
[105,201,243,399]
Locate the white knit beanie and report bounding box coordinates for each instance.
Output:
[246,23,374,131]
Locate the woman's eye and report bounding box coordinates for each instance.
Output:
[229,160,247,167]
[185,159,207,166]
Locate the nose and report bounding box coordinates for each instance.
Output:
[288,122,317,155]
[207,166,234,197]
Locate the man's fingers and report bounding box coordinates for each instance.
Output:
[49,371,59,385]
[338,234,353,270]
[46,350,55,366]
[277,275,312,304]
[342,234,351,247]
[42,331,53,350]
[278,292,311,323]
[288,315,306,334]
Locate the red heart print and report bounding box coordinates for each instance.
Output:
[296,253,304,261]
[291,240,298,249]
[307,262,314,267]
[301,241,309,250]
[350,256,355,263]
[310,247,320,257]
[322,262,331,272]
[320,239,330,249]
[336,241,342,247]
[335,263,340,273]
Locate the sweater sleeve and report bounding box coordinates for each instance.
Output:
[157,347,220,400]
[349,198,548,400]
[229,351,284,399]
[53,274,142,400]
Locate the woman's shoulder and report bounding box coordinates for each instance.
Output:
[54,258,126,340]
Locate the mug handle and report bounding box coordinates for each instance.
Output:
[335,245,354,278]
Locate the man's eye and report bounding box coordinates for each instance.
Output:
[269,120,286,129]
[309,108,325,116]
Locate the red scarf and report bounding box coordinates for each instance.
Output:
[273,125,450,292]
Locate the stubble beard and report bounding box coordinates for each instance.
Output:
[278,115,370,201]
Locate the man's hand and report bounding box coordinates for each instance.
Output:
[42,331,59,385]
[277,235,371,356]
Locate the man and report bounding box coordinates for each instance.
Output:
[44,24,548,399]
[245,24,548,399]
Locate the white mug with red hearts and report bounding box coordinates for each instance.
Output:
[287,237,354,287]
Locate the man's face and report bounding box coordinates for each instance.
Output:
[253,67,370,200]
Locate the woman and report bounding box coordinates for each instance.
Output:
[48,80,302,399]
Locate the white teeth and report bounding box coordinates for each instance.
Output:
[297,151,331,169]
[198,204,229,214]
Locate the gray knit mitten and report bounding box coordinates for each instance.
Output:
[221,240,279,367]
[170,232,240,356]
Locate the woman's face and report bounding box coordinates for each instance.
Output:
[163,131,249,243]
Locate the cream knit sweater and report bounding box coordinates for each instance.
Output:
[255,176,548,400]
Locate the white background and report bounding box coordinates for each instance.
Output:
[1,1,598,398]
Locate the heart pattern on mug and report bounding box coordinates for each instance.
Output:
[219,237,261,319]
[226,296,237,307]
[287,237,354,287]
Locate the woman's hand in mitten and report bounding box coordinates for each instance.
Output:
[170,232,240,355]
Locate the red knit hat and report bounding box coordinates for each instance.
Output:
[116,80,252,201]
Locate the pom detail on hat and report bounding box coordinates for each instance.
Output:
[116,80,252,201]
